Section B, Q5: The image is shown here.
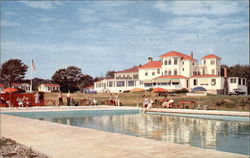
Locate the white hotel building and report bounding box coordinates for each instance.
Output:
[94,51,248,94]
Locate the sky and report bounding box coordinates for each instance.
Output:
[1,1,249,79]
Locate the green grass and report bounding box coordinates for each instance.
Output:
[44,92,250,111]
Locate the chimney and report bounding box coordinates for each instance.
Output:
[224,67,228,78]
[148,57,153,62]
[190,51,193,58]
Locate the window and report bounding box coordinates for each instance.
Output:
[182,68,184,71]
[172,82,179,85]
[139,80,143,85]
[174,70,177,75]
[182,61,184,65]
[133,74,138,79]
[230,78,237,83]
[193,62,194,65]
[108,81,113,87]
[145,72,148,76]
[128,81,134,87]
[116,81,125,87]
[212,69,215,75]
[157,69,160,74]
[164,60,167,65]
[168,70,171,76]
[238,78,241,85]
[243,79,246,85]
[174,57,177,65]
[144,83,152,87]
[164,70,168,75]
[168,59,171,65]
[203,60,206,65]
[194,79,197,86]
[211,60,215,65]
[211,79,216,85]
[152,72,155,76]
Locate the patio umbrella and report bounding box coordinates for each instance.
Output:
[130,88,145,93]
[191,86,207,109]
[130,88,145,107]
[191,86,207,93]
[152,87,167,93]
[2,88,18,107]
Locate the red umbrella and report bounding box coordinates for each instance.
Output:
[2,88,18,107]
[2,88,18,93]
[152,87,167,93]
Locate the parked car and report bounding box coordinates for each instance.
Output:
[228,89,246,95]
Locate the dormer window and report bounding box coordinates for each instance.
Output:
[174,57,177,65]
[174,70,177,75]
[168,70,171,76]
[211,60,215,65]
[168,59,171,65]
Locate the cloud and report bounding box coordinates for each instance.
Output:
[0,19,20,27]
[19,1,62,10]
[37,17,54,22]
[78,8,99,23]
[154,1,244,16]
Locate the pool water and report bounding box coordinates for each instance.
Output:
[4,110,250,155]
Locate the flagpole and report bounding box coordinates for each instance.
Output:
[30,59,33,93]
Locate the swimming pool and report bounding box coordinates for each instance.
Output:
[3,109,250,155]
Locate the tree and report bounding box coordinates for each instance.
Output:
[106,70,116,79]
[78,75,94,91]
[52,66,85,92]
[0,59,28,87]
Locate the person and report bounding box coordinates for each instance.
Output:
[143,97,149,108]
[147,99,154,109]
[92,98,97,105]
[71,98,79,106]
[58,92,63,106]
[0,96,7,106]
[16,97,24,108]
[162,98,174,108]
[114,93,120,106]
[67,91,71,106]
[34,91,40,106]
[23,97,31,107]
[162,96,169,108]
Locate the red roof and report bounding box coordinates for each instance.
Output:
[156,75,188,79]
[116,66,139,73]
[139,61,161,69]
[159,51,197,61]
[191,75,221,78]
[202,54,221,60]
[12,83,21,86]
[43,83,60,87]
[0,84,5,87]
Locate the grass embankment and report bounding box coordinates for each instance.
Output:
[44,92,250,111]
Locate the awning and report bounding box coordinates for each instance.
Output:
[143,79,152,83]
[152,78,171,83]
[171,79,180,83]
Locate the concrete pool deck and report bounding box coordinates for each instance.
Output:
[0,106,249,158]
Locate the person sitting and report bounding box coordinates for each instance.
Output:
[162,98,174,108]
[92,98,97,105]
[143,97,149,108]
[71,98,79,106]
[16,97,24,108]
[23,97,31,107]
[0,97,7,107]
[147,99,154,109]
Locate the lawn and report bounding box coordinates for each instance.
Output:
[44,92,250,111]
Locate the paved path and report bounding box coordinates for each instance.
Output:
[1,108,248,158]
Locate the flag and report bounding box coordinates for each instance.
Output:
[32,59,36,71]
